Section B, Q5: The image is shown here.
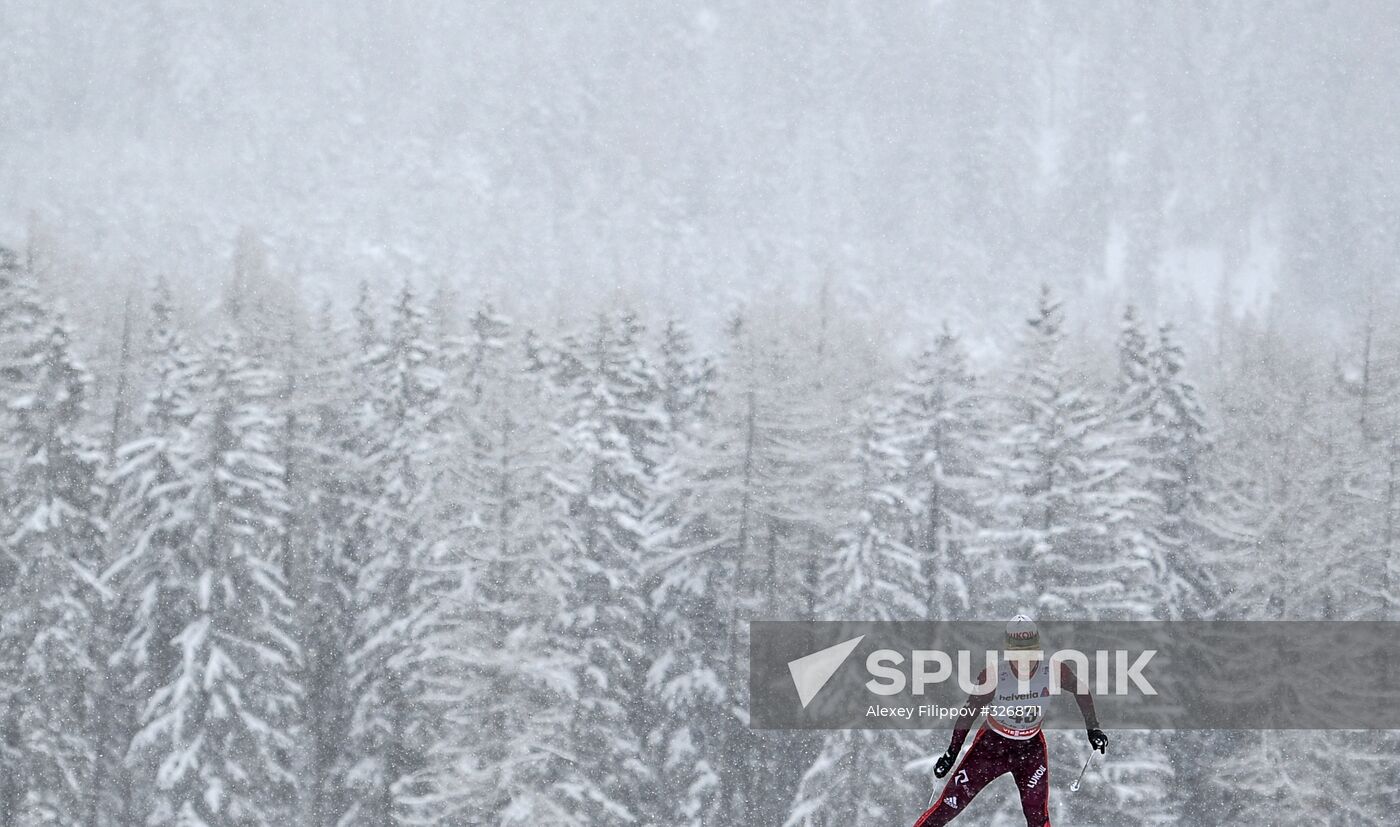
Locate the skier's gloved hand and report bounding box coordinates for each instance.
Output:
[1087,728,1108,754]
[933,748,957,778]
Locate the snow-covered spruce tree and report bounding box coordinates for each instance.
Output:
[221,232,308,603]
[1114,308,1219,619]
[108,280,202,824]
[875,328,992,819]
[640,320,729,827]
[1317,307,1400,620]
[1211,727,1368,825]
[817,399,922,620]
[700,310,853,824]
[1166,322,1382,824]
[316,284,389,826]
[458,302,513,409]
[338,284,447,825]
[118,330,300,826]
[0,263,107,825]
[404,306,577,825]
[890,325,986,619]
[1322,310,1400,822]
[414,303,515,822]
[0,244,41,826]
[1161,322,1274,824]
[1192,322,1285,619]
[1251,351,1399,821]
[1116,306,1154,403]
[979,286,1154,616]
[787,397,927,827]
[694,313,769,785]
[285,299,362,826]
[1113,313,1232,825]
[221,246,332,821]
[538,312,667,825]
[978,291,1170,825]
[1145,322,1218,614]
[1211,324,1337,619]
[1108,305,1178,608]
[1195,328,1309,820]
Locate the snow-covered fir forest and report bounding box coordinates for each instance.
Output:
[5,2,1400,825]
[3,232,1400,826]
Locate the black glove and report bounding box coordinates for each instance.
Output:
[933,747,957,778]
[1087,728,1108,754]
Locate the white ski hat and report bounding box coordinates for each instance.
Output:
[1005,614,1040,650]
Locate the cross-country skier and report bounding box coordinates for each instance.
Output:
[912,616,1108,827]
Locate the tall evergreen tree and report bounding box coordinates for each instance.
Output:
[4,317,106,823]
[107,280,201,825]
[0,248,109,825]
[980,286,1152,617]
[287,300,362,826]
[787,397,926,827]
[701,311,845,824]
[641,320,728,827]
[118,332,300,826]
[339,284,447,825]
[982,292,1172,825]
[1116,309,1219,618]
[407,305,576,825]
[0,244,36,825]
[890,327,985,619]
[1145,322,1216,615]
[1113,314,1231,823]
[540,312,666,824]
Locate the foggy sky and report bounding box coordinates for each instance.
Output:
[2,0,1397,336]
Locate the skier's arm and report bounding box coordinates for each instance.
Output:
[1056,661,1100,729]
[933,669,993,777]
[1059,662,1108,752]
[944,686,996,755]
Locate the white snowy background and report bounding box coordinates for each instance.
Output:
[1,1,1398,825]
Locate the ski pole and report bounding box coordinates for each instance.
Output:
[927,760,955,807]
[1069,750,1094,792]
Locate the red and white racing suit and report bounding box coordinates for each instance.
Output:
[913,662,1098,827]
